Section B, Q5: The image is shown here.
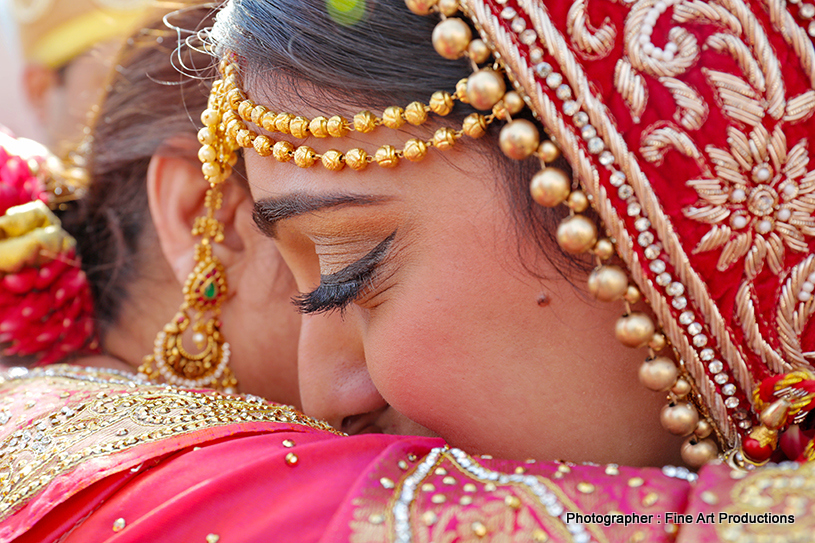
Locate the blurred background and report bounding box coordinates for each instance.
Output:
[0,0,44,141]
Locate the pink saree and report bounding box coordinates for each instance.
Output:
[1,365,811,542]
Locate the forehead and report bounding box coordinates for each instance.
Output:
[244,145,507,252]
[244,141,492,204]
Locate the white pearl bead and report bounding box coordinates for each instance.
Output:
[803,281,814,293]
[641,25,653,35]
[656,1,668,11]
[652,49,663,60]
[665,42,678,53]
[646,12,659,24]
[663,51,675,61]
[756,167,771,182]
[757,219,773,234]
[730,188,746,202]
[808,272,815,283]
[638,34,650,44]
[799,291,812,302]
[732,215,748,229]
[784,184,796,196]
[777,208,791,221]
[193,332,205,345]
[643,42,655,54]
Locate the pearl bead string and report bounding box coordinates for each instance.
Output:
[637,0,682,62]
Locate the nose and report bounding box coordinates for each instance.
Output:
[297,310,387,431]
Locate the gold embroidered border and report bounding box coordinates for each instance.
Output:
[0,366,338,522]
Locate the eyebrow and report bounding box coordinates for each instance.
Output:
[253,193,390,237]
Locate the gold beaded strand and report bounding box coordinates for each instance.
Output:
[204,59,507,171]
[403,0,722,467]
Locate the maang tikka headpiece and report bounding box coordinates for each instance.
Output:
[203,0,815,467]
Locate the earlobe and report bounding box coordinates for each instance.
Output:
[146,138,248,285]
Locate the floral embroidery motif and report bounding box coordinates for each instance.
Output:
[685,124,815,279]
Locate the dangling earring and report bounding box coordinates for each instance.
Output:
[139,236,237,393]
[140,61,242,392]
[139,127,238,391]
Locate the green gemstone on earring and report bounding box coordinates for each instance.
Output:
[204,282,217,299]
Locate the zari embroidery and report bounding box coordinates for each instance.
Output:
[0,365,337,520]
[379,448,606,543]
[717,461,815,542]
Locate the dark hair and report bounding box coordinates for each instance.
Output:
[211,0,590,281]
[58,6,219,335]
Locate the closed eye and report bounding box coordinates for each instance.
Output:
[293,231,396,314]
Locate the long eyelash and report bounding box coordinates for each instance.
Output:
[294,231,396,315]
[292,274,374,315]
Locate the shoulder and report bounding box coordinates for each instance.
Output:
[326,447,696,543]
[0,364,341,540]
[5,366,813,542]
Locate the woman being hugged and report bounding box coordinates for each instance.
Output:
[2,0,815,541]
[0,2,302,399]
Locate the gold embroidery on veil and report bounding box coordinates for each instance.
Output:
[0,365,337,520]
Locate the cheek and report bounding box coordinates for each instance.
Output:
[232,243,301,386]
[362,220,539,439]
[363,292,470,437]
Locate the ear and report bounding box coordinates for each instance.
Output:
[22,64,57,124]
[146,138,249,285]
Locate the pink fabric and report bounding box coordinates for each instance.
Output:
[14,424,809,543]
[2,368,812,542]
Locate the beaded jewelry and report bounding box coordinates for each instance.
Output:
[202,56,544,171]
[138,92,238,393]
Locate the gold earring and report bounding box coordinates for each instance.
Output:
[139,183,238,393]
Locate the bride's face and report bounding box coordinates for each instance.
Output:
[244,123,680,465]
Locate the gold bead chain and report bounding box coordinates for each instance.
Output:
[198,58,538,172]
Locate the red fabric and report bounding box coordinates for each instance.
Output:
[1,369,812,542]
[0,131,98,364]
